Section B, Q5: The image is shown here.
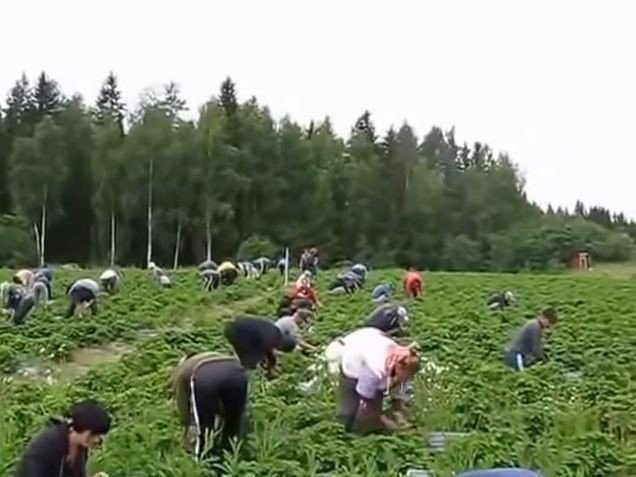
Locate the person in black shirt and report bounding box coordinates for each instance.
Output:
[224,315,296,379]
[14,400,111,477]
[365,303,409,336]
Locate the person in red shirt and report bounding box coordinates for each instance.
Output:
[403,268,423,298]
[289,282,318,306]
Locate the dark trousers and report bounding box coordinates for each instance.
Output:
[190,360,248,460]
[66,288,97,318]
[337,373,384,433]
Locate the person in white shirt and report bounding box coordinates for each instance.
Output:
[337,327,419,433]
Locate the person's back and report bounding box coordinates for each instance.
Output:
[506,319,543,365]
[366,304,406,333]
[69,278,99,295]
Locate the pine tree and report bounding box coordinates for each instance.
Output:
[95,72,126,136]
[3,73,36,136]
[33,72,63,121]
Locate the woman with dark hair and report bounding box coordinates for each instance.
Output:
[173,352,249,461]
[65,279,99,318]
[14,399,111,477]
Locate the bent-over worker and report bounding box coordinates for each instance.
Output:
[504,307,558,371]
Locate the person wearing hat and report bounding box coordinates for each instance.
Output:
[223,315,297,379]
[504,307,558,371]
[99,268,121,295]
[218,261,239,286]
[173,352,248,461]
[365,303,409,336]
[487,291,514,311]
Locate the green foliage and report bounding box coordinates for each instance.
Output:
[0,215,36,266]
[237,235,277,261]
[0,73,634,269]
[0,268,634,477]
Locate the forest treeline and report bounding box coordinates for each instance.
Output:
[0,72,633,271]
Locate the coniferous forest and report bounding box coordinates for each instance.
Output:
[0,72,633,270]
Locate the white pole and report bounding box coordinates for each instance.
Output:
[284,248,290,287]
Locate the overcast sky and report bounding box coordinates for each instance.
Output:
[2,0,635,217]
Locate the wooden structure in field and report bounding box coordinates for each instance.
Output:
[570,252,591,270]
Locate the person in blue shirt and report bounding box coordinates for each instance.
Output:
[371,282,393,303]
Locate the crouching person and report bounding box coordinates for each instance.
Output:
[99,269,121,294]
[337,327,419,433]
[173,352,249,461]
[14,399,111,477]
[3,284,35,324]
[503,307,558,371]
[66,279,99,318]
[224,315,296,379]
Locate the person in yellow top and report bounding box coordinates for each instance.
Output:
[218,261,239,286]
[173,352,249,460]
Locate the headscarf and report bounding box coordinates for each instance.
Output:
[384,343,419,391]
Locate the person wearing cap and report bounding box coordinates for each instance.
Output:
[337,327,420,433]
[218,261,239,286]
[275,309,316,352]
[14,399,111,477]
[487,291,514,311]
[403,268,423,299]
[365,303,409,336]
[223,315,296,379]
[371,282,393,303]
[504,307,558,371]
[173,352,248,461]
[65,278,100,318]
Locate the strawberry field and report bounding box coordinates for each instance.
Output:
[0,268,634,476]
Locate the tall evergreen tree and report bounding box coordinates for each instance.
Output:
[4,73,36,137]
[33,72,63,121]
[95,72,126,136]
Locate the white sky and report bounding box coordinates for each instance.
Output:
[2,0,635,217]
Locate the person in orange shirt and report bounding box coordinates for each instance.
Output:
[403,268,423,298]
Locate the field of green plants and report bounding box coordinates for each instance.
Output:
[0,268,634,476]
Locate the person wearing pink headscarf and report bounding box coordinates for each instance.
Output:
[337,327,419,433]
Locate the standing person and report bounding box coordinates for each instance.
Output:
[99,269,121,295]
[275,309,316,352]
[371,283,393,303]
[403,268,423,299]
[487,291,514,311]
[504,307,558,371]
[66,279,99,318]
[300,248,319,275]
[276,256,288,276]
[223,315,296,379]
[14,399,111,477]
[218,261,239,286]
[365,304,409,336]
[337,327,420,433]
[200,269,221,291]
[173,352,249,461]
